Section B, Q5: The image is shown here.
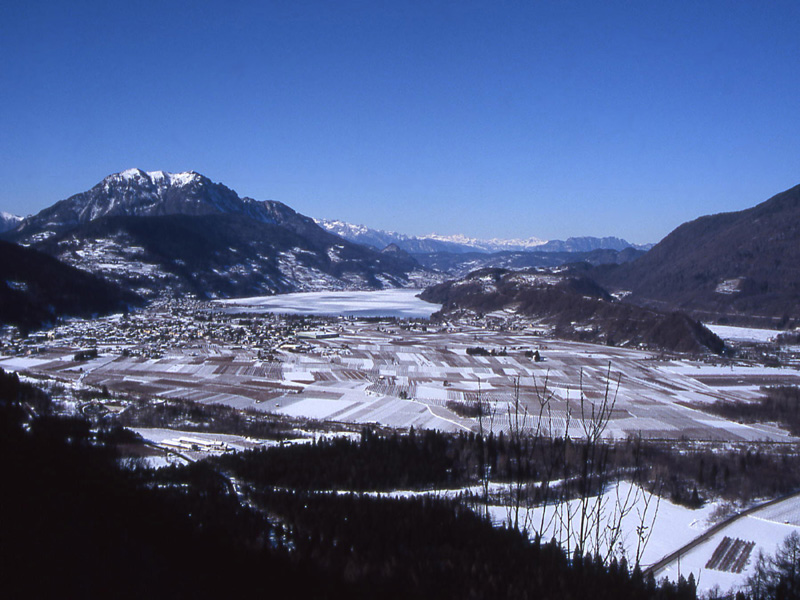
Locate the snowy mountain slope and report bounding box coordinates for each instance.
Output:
[0,211,22,233]
[15,169,292,235]
[9,170,437,298]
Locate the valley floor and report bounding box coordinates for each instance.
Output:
[4,307,799,443]
[4,294,800,597]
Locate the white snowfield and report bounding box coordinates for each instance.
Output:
[486,482,720,569]
[216,289,441,318]
[377,479,800,596]
[0,356,55,370]
[115,168,199,187]
[705,324,780,344]
[653,493,800,595]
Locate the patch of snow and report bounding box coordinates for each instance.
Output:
[117,168,146,180]
[705,324,779,344]
[276,398,360,419]
[0,356,54,370]
[216,289,441,318]
[490,481,722,570]
[715,278,746,295]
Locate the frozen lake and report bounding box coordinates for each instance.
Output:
[705,323,779,343]
[215,289,441,318]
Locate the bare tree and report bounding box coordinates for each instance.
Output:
[522,364,662,570]
[506,376,531,532]
[475,376,496,520]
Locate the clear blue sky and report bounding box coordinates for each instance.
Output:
[2,1,799,244]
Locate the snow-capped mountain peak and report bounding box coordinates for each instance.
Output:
[108,168,201,187]
[116,167,147,180]
[0,211,23,233]
[16,168,280,233]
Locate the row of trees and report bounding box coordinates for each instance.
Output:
[703,386,800,435]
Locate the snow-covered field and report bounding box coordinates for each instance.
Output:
[485,482,800,596]
[131,427,273,453]
[377,478,787,595]
[7,321,800,442]
[484,482,719,569]
[705,324,779,344]
[271,383,471,432]
[0,356,57,370]
[654,493,800,596]
[215,289,441,318]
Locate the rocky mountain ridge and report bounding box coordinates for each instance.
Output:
[5,170,436,299]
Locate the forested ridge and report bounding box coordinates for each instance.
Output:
[420,269,724,353]
[217,424,800,505]
[593,183,800,322]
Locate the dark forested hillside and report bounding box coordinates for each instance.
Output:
[421,269,724,354]
[0,239,137,332]
[594,183,800,322]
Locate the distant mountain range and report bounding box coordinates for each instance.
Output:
[414,247,646,279]
[594,182,800,323]
[4,169,434,299]
[316,218,650,254]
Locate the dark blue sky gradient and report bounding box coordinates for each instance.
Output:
[2,1,799,243]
